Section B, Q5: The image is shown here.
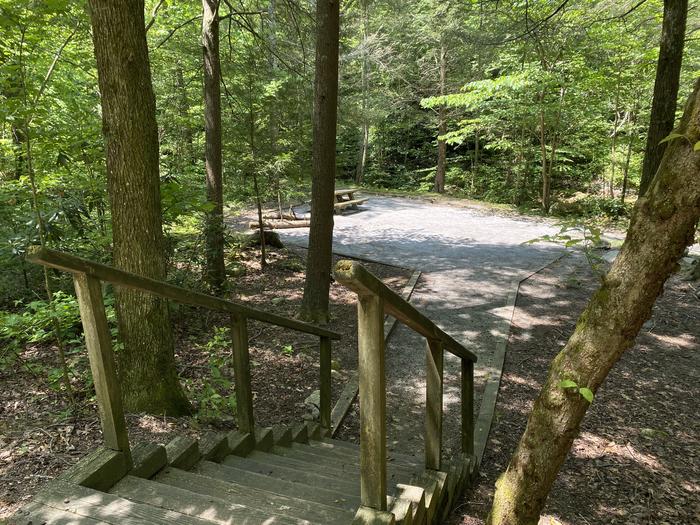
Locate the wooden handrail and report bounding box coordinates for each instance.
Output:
[28,246,340,340]
[27,247,338,464]
[335,259,476,515]
[334,260,477,362]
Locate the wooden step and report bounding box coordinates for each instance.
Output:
[12,500,103,525]
[222,452,361,495]
[110,474,309,524]
[21,480,211,525]
[300,440,423,470]
[156,467,354,524]
[196,460,360,513]
[315,438,423,467]
[268,444,421,480]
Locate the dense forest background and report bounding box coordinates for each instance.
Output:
[1,0,699,309]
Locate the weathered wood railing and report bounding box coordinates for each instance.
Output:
[334,260,477,516]
[27,246,340,470]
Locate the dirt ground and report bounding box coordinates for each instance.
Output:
[449,253,700,525]
[0,244,411,519]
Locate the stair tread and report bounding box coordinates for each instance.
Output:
[293,441,423,469]
[196,460,360,513]
[27,479,210,525]
[222,452,361,494]
[155,466,354,524]
[248,448,359,477]
[254,446,419,482]
[11,500,103,525]
[313,438,423,466]
[110,474,313,525]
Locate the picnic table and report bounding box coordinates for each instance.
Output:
[334,188,368,213]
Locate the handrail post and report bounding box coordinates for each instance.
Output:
[319,336,332,432]
[357,293,387,511]
[231,314,255,434]
[73,273,132,469]
[461,359,474,456]
[425,338,443,470]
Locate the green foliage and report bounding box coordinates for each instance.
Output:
[0,290,117,390]
[188,326,237,421]
[557,378,594,403]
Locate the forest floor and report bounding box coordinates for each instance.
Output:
[0,244,411,519]
[449,252,700,525]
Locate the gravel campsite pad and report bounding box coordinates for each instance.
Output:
[278,195,564,456]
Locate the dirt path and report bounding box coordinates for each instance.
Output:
[450,252,700,524]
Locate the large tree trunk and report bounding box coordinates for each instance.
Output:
[88,0,191,415]
[434,42,447,193]
[300,0,340,324]
[639,0,687,195]
[487,78,700,525]
[202,0,226,293]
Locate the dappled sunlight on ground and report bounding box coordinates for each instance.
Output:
[449,252,700,525]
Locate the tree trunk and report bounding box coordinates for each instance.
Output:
[610,78,621,197]
[355,0,369,185]
[487,78,700,525]
[248,60,266,270]
[88,0,191,415]
[202,0,226,294]
[434,42,447,193]
[175,62,193,165]
[268,0,279,156]
[300,0,340,324]
[538,98,550,213]
[621,96,640,204]
[639,0,688,195]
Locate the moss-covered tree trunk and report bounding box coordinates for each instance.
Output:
[202,0,226,293]
[488,78,700,525]
[300,0,340,324]
[88,0,191,415]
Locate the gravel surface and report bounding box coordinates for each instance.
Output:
[278,195,564,457]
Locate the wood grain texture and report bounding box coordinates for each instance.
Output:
[425,339,443,471]
[73,274,131,468]
[28,246,340,339]
[334,260,476,362]
[319,336,332,431]
[461,359,474,457]
[357,293,387,511]
[231,314,255,433]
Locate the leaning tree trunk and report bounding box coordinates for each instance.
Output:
[88,0,191,415]
[434,42,447,194]
[639,0,687,195]
[300,0,340,324]
[487,78,700,525]
[202,0,226,293]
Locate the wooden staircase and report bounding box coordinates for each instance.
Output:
[11,423,474,524]
[13,249,478,524]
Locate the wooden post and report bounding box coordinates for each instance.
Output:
[231,314,254,434]
[425,338,443,471]
[319,336,332,432]
[461,359,474,456]
[357,293,387,511]
[73,273,132,468]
